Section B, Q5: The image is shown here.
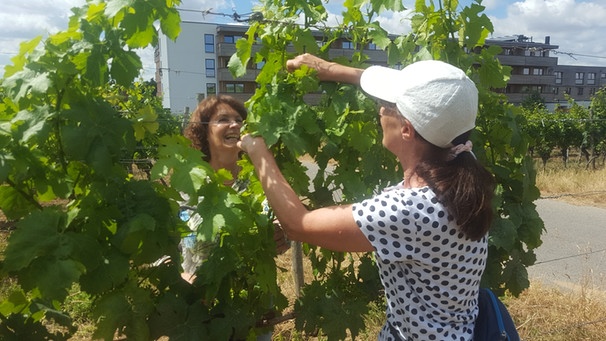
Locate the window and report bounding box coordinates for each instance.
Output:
[256,61,265,69]
[207,83,216,96]
[575,72,584,85]
[342,41,355,49]
[522,68,530,75]
[577,87,584,96]
[565,87,571,94]
[226,83,244,93]
[555,71,562,84]
[204,34,214,53]
[587,73,596,85]
[367,42,378,50]
[224,35,242,43]
[523,85,543,94]
[532,68,543,75]
[205,59,215,78]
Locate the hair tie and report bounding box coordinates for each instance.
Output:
[447,140,476,161]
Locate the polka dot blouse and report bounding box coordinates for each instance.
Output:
[353,185,487,341]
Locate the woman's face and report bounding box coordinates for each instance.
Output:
[207,103,244,157]
[378,103,405,154]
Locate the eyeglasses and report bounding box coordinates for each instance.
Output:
[208,117,244,126]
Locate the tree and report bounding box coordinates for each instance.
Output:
[521,90,546,110]
[588,87,606,168]
[522,106,557,170]
[1,1,282,340]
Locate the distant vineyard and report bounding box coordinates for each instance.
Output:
[521,90,606,170]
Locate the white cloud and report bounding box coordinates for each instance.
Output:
[376,11,414,36]
[0,1,81,77]
[490,0,606,66]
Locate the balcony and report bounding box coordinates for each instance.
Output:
[508,74,556,85]
[496,55,558,67]
[217,68,260,82]
[217,43,264,57]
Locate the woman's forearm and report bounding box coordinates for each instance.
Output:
[246,145,308,241]
[286,53,363,84]
[240,135,373,252]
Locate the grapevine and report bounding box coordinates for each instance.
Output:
[232,0,544,334]
[0,0,546,339]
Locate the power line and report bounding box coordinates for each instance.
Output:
[553,50,606,61]
[531,247,606,266]
[158,67,206,76]
[177,8,263,23]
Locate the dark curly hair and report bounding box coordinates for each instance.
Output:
[183,95,248,161]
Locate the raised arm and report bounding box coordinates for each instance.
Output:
[238,135,373,252]
[286,53,363,85]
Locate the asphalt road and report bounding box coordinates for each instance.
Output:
[528,199,606,293]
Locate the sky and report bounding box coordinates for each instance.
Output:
[1,0,605,81]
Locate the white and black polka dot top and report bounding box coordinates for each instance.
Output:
[353,184,487,341]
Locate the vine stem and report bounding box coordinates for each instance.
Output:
[6,178,43,211]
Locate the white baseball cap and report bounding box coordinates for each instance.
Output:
[360,60,478,148]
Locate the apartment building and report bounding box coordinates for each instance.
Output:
[155,22,606,114]
[486,35,606,109]
[155,21,387,113]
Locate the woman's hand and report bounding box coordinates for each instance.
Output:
[237,134,268,156]
[286,53,362,84]
[286,53,336,81]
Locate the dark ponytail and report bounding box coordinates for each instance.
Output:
[415,131,495,241]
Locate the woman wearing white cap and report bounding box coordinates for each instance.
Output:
[238,54,496,340]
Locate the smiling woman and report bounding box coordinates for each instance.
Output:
[179,95,288,340]
[183,95,247,164]
[181,95,249,277]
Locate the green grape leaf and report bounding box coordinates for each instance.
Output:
[366,22,391,49]
[292,28,319,55]
[85,46,109,87]
[2,69,51,103]
[105,0,134,18]
[80,250,130,295]
[92,290,132,341]
[2,36,42,78]
[3,210,65,272]
[0,185,38,221]
[113,213,156,255]
[503,254,530,296]
[459,2,493,47]
[132,105,159,141]
[20,258,84,302]
[228,36,253,78]
[159,8,181,40]
[110,50,142,86]
[11,105,53,144]
[488,217,517,251]
[151,135,213,196]
[0,288,29,316]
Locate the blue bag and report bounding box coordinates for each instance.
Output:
[473,288,520,341]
